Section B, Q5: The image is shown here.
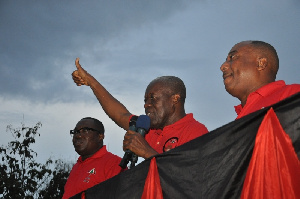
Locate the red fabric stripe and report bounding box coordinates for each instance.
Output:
[141,157,163,199]
[241,108,300,199]
[81,191,85,199]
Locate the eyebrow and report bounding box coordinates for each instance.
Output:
[228,50,237,55]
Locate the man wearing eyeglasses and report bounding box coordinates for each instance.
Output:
[63,117,125,199]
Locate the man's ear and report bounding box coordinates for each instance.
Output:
[172,94,181,104]
[257,57,267,71]
[98,133,104,140]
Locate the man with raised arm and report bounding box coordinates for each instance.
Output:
[72,58,208,159]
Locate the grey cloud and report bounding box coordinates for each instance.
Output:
[0,0,188,102]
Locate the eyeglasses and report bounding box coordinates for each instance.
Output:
[70,127,102,137]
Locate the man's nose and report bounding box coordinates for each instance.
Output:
[144,100,151,109]
[73,132,83,138]
[220,62,229,72]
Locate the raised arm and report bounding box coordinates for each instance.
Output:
[72,58,132,130]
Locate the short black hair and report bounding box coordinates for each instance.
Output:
[250,40,279,79]
[81,117,105,134]
[149,76,186,103]
[250,40,279,65]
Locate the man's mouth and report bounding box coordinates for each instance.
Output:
[223,73,232,81]
[146,112,154,123]
[73,140,83,146]
[146,109,153,117]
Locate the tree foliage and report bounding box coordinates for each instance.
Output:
[0,122,73,198]
[38,159,73,198]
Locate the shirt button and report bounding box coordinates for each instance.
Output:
[157,142,160,144]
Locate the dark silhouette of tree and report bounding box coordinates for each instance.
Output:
[0,122,73,198]
[38,159,73,198]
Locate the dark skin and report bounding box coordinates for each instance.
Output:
[144,81,184,130]
[72,59,186,158]
[220,41,275,106]
[123,82,185,158]
[72,119,104,161]
[72,58,131,130]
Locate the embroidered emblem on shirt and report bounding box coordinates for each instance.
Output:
[83,168,96,183]
[163,137,178,152]
[88,168,96,174]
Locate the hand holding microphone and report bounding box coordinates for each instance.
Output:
[119,115,151,169]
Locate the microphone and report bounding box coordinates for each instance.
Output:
[130,115,150,167]
[119,116,138,169]
[119,115,150,169]
[135,115,151,136]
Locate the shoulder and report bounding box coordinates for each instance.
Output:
[286,83,300,89]
[281,83,300,96]
[103,151,122,162]
[185,113,208,133]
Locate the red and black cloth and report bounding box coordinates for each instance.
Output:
[72,92,300,199]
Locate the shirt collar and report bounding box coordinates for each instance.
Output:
[234,80,286,115]
[151,113,194,135]
[252,80,286,97]
[77,145,107,163]
[164,113,193,129]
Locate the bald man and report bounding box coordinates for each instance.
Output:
[220,40,300,119]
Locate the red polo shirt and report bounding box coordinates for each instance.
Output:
[145,113,208,153]
[235,80,300,119]
[63,146,124,199]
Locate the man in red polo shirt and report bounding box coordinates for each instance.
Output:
[220,40,300,119]
[63,117,124,199]
[72,60,208,160]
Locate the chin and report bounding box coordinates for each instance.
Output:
[75,147,84,154]
[225,86,232,94]
[150,123,160,130]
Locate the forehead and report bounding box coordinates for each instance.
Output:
[145,81,170,95]
[75,119,96,129]
[229,41,253,54]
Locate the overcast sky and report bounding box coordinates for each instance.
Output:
[1,0,299,164]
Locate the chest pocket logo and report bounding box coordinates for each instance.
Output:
[83,168,96,183]
[163,137,178,152]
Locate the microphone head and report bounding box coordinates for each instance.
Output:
[136,115,151,131]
